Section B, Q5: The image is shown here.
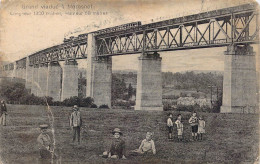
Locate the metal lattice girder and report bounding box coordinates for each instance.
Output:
[3,3,260,68]
[96,3,259,56]
[28,35,88,66]
[8,63,14,70]
[16,57,26,69]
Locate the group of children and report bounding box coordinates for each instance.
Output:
[100,111,206,160]
[36,111,205,161]
[167,111,206,141]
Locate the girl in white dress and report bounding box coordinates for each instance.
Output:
[175,114,183,142]
[198,116,205,140]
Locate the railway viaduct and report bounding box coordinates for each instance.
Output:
[2,3,260,113]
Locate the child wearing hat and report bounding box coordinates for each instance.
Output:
[167,113,173,140]
[105,128,127,159]
[37,124,52,161]
[130,132,156,155]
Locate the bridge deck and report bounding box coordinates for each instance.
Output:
[3,3,260,69]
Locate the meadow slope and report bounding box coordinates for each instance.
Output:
[0,105,259,164]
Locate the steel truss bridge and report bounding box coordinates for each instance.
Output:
[3,3,259,71]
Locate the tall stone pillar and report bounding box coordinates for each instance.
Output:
[37,63,48,97]
[135,52,163,111]
[12,62,17,78]
[25,57,33,90]
[221,45,258,113]
[86,33,95,97]
[47,61,62,101]
[16,68,20,78]
[31,64,39,96]
[86,33,112,107]
[61,60,79,101]
[21,68,26,80]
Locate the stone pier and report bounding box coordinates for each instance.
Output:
[21,68,26,80]
[135,52,163,111]
[31,65,39,96]
[86,57,112,107]
[47,62,62,101]
[61,60,79,101]
[37,63,48,97]
[25,57,33,90]
[12,63,16,78]
[16,68,21,78]
[221,45,258,113]
[86,33,112,107]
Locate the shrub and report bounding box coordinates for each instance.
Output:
[45,97,54,105]
[99,104,109,109]
[163,104,173,111]
[129,100,135,106]
[62,96,80,107]
[90,104,97,108]
[79,97,94,107]
[176,104,212,113]
[112,100,131,109]
[62,96,94,107]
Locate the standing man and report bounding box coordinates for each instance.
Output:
[70,105,82,144]
[0,100,7,126]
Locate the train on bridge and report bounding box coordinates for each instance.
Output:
[63,21,142,43]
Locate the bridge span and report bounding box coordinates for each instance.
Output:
[2,3,259,113]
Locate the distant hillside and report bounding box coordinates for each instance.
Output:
[113,70,223,96]
[179,70,223,75]
[113,69,137,74]
[162,71,223,93]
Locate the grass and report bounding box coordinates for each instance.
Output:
[0,104,259,164]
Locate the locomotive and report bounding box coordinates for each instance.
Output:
[63,21,141,43]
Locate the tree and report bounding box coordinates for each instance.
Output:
[127,83,133,100]
[0,80,28,102]
[212,89,223,113]
[111,74,127,102]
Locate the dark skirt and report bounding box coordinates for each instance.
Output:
[40,149,52,159]
[191,125,198,133]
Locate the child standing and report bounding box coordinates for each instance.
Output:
[167,114,173,140]
[198,116,206,140]
[188,111,199,141]
[0,100,7,126]
[175,114,183,142]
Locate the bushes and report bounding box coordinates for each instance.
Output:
[62,96,80,107]
[62,96,94,107]
[90,104,98,108]
[0,80,28,103]
[176,104,211,113]
[99,104,109,109]
[80,97,94,107]
[112,100,135,109]
[163,104,174,111]
[164,104,212,112]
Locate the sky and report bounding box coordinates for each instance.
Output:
[0,0,259,72]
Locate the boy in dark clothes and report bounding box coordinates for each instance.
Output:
[188,111,199,141]
[102,128,127,159]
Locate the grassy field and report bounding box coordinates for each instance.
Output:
[0,104,259,164]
